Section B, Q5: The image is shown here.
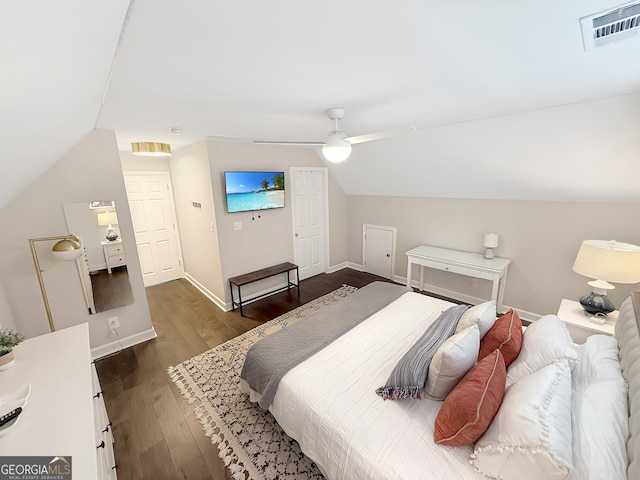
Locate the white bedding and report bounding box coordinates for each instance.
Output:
[269,292,482,480]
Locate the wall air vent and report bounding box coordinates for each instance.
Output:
[580,2,640,50]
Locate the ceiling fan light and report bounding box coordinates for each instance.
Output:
[322,133,352,163]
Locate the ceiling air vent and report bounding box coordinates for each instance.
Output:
[580,2,640,50]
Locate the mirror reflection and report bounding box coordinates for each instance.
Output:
[63,201,134,313]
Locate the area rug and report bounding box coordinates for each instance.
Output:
[168,285,358,480]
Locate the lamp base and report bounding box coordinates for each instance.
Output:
[578,291,615,315]
[105,231,119,242]
[483,248,494,259]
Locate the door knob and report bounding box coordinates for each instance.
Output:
[386,253,390,257]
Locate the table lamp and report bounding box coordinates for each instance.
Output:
[97,211,119,241]
[483,233,499,259]
[572,240,640,317]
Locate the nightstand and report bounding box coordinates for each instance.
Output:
[101,239,126,274]
[557,298,618,344]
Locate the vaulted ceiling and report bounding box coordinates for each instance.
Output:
[2,0,640,209]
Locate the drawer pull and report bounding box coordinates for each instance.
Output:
[97,440,105,449]
[93,391,102,399]
[102,422,112,433]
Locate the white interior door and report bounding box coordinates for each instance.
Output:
[291,168,327,280]
[363,224,396,279]
[123,172,184,287]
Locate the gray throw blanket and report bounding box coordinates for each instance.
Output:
[240,281,411,409]
[375,303,470,400]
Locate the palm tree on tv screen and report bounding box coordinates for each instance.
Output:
[272,173,284,190]
[260,179,270,191]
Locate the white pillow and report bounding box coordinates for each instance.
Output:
[506,314,577,387]
[572,334,622,387]
[455,301,496,339]
[424,325,480,400]
[572,335,628,480]
[572,380,628,480]
[472,361,574,480]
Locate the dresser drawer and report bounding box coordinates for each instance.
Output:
[418,257,481,278]
[104,244,124,256]
[108,254,126,268]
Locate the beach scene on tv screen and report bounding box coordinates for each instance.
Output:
[225,171,285,213]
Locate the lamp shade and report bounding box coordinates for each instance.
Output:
[322,133,352,163]
[572,240,640,288]
[51,238,82,261]
[483,233,499,248]
[97,211,118,226]
[131,142,172,157]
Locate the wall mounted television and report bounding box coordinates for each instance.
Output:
[224,171,285,214]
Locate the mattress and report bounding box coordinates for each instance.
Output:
[269,291,482,480]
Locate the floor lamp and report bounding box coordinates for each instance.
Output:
[29,234,82,332]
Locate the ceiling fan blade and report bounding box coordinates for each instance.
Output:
[346,126,417,145]
[253,140,324,146]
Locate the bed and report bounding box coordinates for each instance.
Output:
[240,282,640,480]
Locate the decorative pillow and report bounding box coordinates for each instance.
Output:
[434,349,506,446]
[506,314,577,387]
[478,309,522,366]
[472,361,574,480]
[572,334,623,387]
[455,301,497,339]
[424,325,480,400]
[572,335,629,480]
[376,304,469,400]
[572,380,628,480]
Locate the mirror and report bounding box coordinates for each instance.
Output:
[63,201,134,313]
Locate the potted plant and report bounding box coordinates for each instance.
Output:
[0,328,25,371]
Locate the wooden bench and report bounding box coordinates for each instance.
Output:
[229,262,300,317]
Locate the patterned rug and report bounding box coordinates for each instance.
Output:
[168,285,358,480]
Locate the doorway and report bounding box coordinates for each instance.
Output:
[123,171,184,286]
[290,168,329,280]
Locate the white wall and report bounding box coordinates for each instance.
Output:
[348,196,640,318]
[207,141,348,303]
[0,130,154,353]
[170,142,225,305]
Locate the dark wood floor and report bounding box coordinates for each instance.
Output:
[95,268,391,480]
[91,267,134,313]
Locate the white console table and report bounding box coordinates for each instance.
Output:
[406,245,511,312]
[0,323,116,479]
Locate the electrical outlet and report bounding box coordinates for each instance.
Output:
[108,316,120,331]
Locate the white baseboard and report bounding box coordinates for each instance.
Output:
[345,262,364,272]
[91,327,157,360]
[327,262,348,273]
[184,273,227,311]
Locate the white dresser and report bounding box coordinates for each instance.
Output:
[101,239,126,274]
[0,323,117,479]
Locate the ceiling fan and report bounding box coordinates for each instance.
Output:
[254,107,416,163]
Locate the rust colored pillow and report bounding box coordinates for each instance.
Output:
[434,349,506,446]
[478,309,523,366]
